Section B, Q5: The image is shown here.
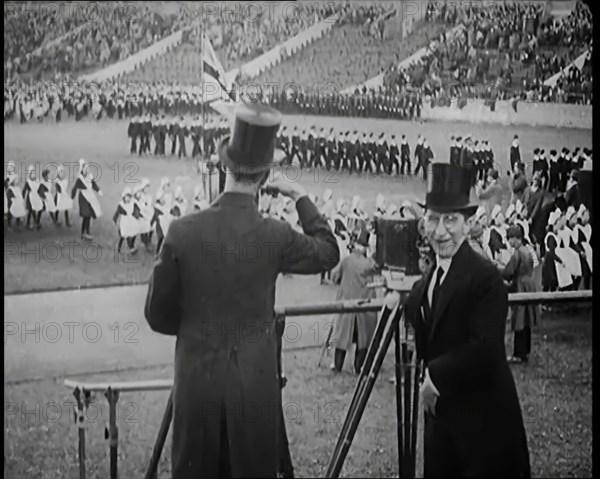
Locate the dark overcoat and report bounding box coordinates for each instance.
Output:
[404,241,530,478]
[330,251,378,351]
[502,245,540,331]
[144,192,340,479]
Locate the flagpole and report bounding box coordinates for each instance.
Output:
[201,18,206,159]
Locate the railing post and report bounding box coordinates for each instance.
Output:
[73,386,87,479]
[105,387,120,479]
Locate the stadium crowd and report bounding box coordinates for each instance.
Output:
[4,2,185,81]
[5,0,593,127]
[4,0,342,82]
[380,1,592,106]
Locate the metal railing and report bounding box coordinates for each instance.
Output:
[62,289,592,479]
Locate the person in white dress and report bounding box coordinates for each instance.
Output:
[563,205,584,289]
[38,167,59,227]
[193,185,205,211]
[5,165,27,231]
[170,186,188,218]
[542,209,573,292]
[54,164,73,227]
[574,204,592,289]
[134,178,154,251]
[373,193,386,218]
[23,165,44,230]
[320,189,335,219]
[113,187,140,255]
[488,204,511,267]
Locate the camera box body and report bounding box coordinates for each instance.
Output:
[374,218,421,276]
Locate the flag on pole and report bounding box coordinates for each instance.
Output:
[202,32,232,100]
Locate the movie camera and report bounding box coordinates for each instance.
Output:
[371,217,430,291]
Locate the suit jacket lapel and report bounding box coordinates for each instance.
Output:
[428,241,471,342]
[418,267,434,320]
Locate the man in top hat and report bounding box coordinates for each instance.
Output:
[145,103,340,479]
[403,162,530,478]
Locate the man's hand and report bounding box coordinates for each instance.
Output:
[421,368,440,416]
[264,171,307,202]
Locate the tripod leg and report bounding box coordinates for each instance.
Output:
[325,303,403,478]
[410,359,421,477]
[328,302,397,468]
[145,390,174,479]
[403,343,413,476]
[394,321,404,477]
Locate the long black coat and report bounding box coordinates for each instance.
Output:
[404,242,530,478]
[144,192,340,479]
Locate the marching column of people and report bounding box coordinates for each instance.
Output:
[127,115,229,160]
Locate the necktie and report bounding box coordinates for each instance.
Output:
[431,266,445,317]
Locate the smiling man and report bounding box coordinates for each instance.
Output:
[404,163,530,478]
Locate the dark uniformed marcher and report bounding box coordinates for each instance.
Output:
[144,103,340,479]
[405,163,531,478]
[510,135,521,171]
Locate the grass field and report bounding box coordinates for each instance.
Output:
[3,116,593,294]
[4,310,592,478]
[4,116,593,478]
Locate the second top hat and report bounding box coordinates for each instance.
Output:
[218,102,286,174]
[418,163,478,216]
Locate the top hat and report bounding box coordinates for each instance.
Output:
[218,103,285,174]
[417,163,478,216]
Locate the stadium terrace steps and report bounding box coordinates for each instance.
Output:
[114,11,338,87]
[247,19,449,92]
[120,42,204,85]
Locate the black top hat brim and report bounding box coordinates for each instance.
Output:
[218,136,285,174]
[416,201,479,217]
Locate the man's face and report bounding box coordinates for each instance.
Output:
[424,210,470,258]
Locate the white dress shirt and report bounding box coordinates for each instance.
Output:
[427,256,452,307]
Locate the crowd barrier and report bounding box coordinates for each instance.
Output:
[62,289,592,479]
[420,98,592,129]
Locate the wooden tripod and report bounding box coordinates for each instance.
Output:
[325,292,421,478]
